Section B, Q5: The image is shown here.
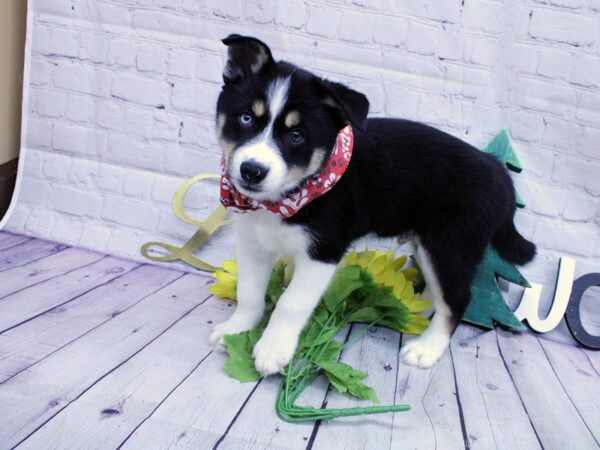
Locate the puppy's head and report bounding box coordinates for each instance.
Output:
[216,34,369,201]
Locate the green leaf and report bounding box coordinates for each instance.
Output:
[322,265,365,312]
[347,306,382,324]
[222,332,261,382]
[318,361,379,403]
[315,340,343,363]
[266,262,286,304]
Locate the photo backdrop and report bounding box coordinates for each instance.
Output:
[2,0,599,342]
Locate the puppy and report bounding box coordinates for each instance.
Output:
[209,35,536,375]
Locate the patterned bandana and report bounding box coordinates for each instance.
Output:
[220,125,354,218]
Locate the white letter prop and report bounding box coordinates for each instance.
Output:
[514,257,576,333]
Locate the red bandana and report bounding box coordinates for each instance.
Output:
[220,125,354,218]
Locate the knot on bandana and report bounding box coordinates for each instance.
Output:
[220,125,354,218]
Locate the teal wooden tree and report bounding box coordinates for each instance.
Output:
[461,130,529,330]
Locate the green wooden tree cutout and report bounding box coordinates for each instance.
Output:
[482,129,525,208]
[463,247,529,330]
[461,130,530,330]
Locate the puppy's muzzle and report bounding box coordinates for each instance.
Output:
[240,160,269,184]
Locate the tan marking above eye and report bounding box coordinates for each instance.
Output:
[285,111,301,128]
[252,100,265,117]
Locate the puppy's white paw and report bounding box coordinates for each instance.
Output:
[400,335,449,369]
[209,315,258,351]
[252,328,297,376]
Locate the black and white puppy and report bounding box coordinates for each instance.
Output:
[209,35,536,375]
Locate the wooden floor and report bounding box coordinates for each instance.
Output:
[0,231,599,450]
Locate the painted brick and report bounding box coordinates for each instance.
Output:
[42,152,71,182]
[152,110,182,142]
[171,81,217,115]
[245,0,275,24]
[51,215,85,245]
[124,107,154,138]
[541,117,582,150]
[123,170,154,199]
[68,158,99,188]
[66,95,96,123]
[53,124,107,157]
[537,48,573,81]
[25,209,56,237]
[19,178,49,206]
[97,164,127,193]
[136,43,168,74]
[107,39,136,67]
[96,101,125,131]
[571,55,600,88]
[106,134,165,171]
[576,91,600,124]
[52,62,111,97]
[577,126,600,160]
[534,220,599,256]
[340,11,375,44]
[47,184,103,217]
[102,197,160,230]
[463,36,499,67]
[37,90,67,118]
[80,224,113,250]
[133,10,193,35]
[552,155,600,194]
[306,6,341,38]
[168,49,197,78]
[79,34,108,63]
[30,59,51,86]
[462,0,507,33]
[373,16,410,47]
[111,74,169,108]
[406,21,440,56]
[26,119,53,150]
[207,0,243,19]
[427,1,461,23]
[438,29,463,61]
[528,8,597,46]
[196,52,223,84]
[563,192,598,222]
[47,28,79,58]
[275,0,306,28]
[510,77,577,115]
[509,111,546,143]
[532,185,569,217]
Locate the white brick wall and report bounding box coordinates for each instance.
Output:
[2,0,600,341]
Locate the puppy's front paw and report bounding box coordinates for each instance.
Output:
[252,328,298,376]
[400,335,449,369]
[209,315,258,351]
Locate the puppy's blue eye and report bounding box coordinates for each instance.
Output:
[239,113,253,126]
[290,129,304,144]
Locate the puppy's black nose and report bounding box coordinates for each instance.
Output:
[240,161,269,184]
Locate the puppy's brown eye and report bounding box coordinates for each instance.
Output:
[290,129,304,144]
[239,113,253,126]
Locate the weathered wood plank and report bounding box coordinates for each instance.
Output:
[308,325,401,450]
[17,295,232,450]
[581,347,600,376]
[0,265,184,382]
[539,338,600,444]
[0,257,139,332]
[0,273,212,449]
[0,239,68,272]
[120,345,259,448]
[0,247,105,299]
[497,329,598,449]
[0,233,31,251]
[450,326,541,450]
[390,335,465,450]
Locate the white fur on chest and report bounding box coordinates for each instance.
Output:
[233,210,310,257]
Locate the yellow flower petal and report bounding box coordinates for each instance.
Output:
[222,260,237,274]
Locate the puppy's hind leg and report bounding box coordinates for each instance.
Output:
[400,241,455,368]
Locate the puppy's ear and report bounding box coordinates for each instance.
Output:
[321,80,369,131]
[222,34,274,84]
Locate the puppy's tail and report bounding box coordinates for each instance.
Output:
[491,217,536,266]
